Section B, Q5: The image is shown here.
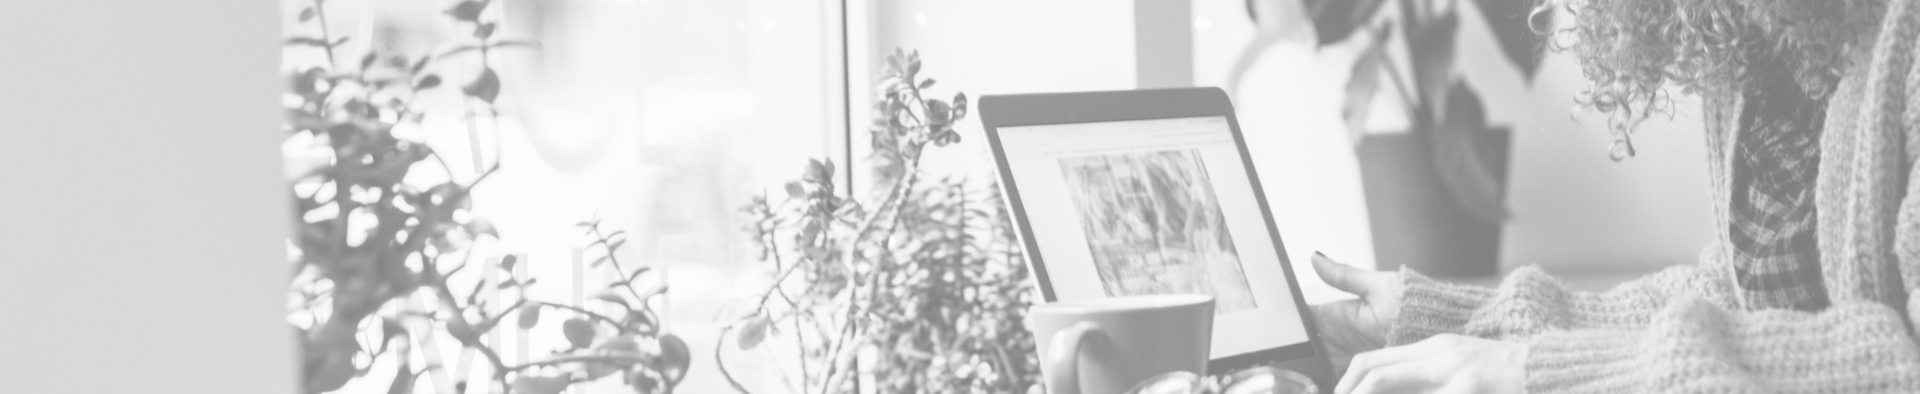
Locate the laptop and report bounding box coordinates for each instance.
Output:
[978,87,1334,385]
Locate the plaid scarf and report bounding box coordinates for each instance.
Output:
[1727,56,1830,312]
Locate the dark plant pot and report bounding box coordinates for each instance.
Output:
[1355,128,1510,278]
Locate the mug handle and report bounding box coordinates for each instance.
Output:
[1045,322,1100,394]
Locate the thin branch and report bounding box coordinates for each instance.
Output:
[714,325,756,394]
[505,354,649,373]
[533,301,637,335]
[1374,44,1421,111]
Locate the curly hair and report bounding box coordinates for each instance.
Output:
[1543,0,1886,157]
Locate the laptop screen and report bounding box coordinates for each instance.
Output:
[995,115,1310,360]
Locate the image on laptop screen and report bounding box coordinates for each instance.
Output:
[995,115,1309,360]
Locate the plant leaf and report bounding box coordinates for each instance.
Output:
[599,337,641,353]
[512,376,569,394]
[465,218,497,239]
[1343,36,1386,142]
[1408,12,1459,109]
[385,362,414,394]
[517,304,542,329]
[378,317,408,354]
[562,318,596,349]
[1473,0,1550,78]
[499,254,518,271]
[1430,81,1508,222]
[474,22,497,39]
[464,68,501,103]
[950,92,968,121]
[284,36,331,47]
[446,0,487,22]
[622,266,652,285]
[1304,0,1389,45]
[630,371,662,394]
[298,7,316,22]
[636,283,668,302]
[805,159,831,183]
[785,181,806,199]
[492,39,540,50]
[653,334,691,383]
[411,56,433,74]
[593,290,629,307]
[414,75,442,90]
[736,315,772,350]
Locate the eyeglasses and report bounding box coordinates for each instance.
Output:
[1124,367,1318,394]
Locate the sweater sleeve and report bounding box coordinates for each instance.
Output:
[1524,298,1920,393]
[1388,249,1739,346]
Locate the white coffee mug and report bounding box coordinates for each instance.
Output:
[1026,294,1215,394]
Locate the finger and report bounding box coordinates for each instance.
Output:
[1334,335,1461,394]
[1340,362,1425,394]
[1431,377,1482,394]
[1312,252,1371,297]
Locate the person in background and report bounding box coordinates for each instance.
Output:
[1309,0,1920,392]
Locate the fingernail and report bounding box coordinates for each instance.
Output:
[1314,251,1327,259]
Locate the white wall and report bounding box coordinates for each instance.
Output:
[0,1,294,393]
[1192,0,1716,276]
[864,0,1142,184]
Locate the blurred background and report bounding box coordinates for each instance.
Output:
[277,0,1715,393]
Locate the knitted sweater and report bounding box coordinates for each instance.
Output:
[1387,1,1920,392]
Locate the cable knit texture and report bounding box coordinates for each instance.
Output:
[1387,1,1920,391]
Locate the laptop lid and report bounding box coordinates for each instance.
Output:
[979,87,1333,383]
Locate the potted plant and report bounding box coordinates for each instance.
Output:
[284,1,687,393]
[1234,0,1551,276]
[719,49,1041,394]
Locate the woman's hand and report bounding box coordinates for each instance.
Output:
[1309,253,1404,372]
[1335,334,1527,394]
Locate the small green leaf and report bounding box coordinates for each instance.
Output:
[637,283,668,301]
[446,0,487,22]
[622,266,652,285]
[598,337,641,353]
[476,22,499,39]
[499,254,518,271]
[629,371,661,394]
[464,68,501,103]
[298,7,316,22]
[1303,0,1389,46]
[517,304,542,329]
[593,290,628,307]
[951,92,968,120]
[1408,12,1460,106]
[303,350,354,393]
[512,376,569,394]
[284,36,331,47]
[410,56,433,74]
[562,318,596,349]
[492,39,541,50]
[465,218,497,239]
[654,334,691,383]
[384,362,414,394]
[414,75,442,90]
[377,317,408,354]
[360,53,378,70]
[736,316,772,350]
[805,159,830,182]
[918,78,936,89]
[784,181,806,199]
[1343,40,1385,139]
